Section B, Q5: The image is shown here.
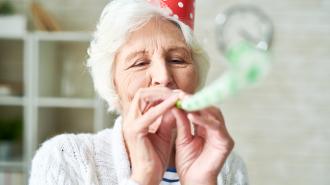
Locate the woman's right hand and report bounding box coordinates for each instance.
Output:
[122,87,179,185]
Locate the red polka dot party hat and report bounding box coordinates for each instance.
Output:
[147,0,195,30]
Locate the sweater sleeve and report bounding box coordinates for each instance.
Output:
[217,151,249,185]
[28,134,91,185]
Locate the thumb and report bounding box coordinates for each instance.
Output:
[171,108,193,146]
[155,110,176,142]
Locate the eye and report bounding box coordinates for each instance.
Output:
[169,58,185,64]
[132,59,150,68]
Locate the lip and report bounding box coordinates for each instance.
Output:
[141,89,181,114]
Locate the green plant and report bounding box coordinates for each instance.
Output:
[0,118,22,141]
[0,1,15,15]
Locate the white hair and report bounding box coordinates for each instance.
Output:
[87,0,209,112]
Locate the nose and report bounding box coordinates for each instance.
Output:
[149,59,175,88]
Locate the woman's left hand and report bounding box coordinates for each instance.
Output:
[172,94,234,185]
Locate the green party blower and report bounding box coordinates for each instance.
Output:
[176,41,271,111]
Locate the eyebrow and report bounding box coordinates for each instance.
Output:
[125,46,190,62]
[167,46,190,55]
[125,49,148,63]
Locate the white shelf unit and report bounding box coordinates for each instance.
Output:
[0,32,116,184]
[0,161,25,171]
[0,34,25,185]
[0,97,24,106]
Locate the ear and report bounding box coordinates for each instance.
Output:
[111,76,124,114]
[110,55,124,113]
[112,75,117,92]
[111,54,119,93]
[111,64,123,102]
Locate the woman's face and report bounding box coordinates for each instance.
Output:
[114,17,198,114]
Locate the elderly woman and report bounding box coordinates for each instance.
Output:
[29,0,248,185]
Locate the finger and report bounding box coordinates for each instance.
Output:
[187,112,232,141]
[154,110,177,155]
[195,124,206,138]
[187,112,222,130]
[200,106,225,123]
[156,109,176,134]
[172,89,192,101]
[150,110,176,140]
[171,108,193,146]
[148,116,163,134]
[129,87,173,118]
[137,94,179,133]
[148,108,176,134]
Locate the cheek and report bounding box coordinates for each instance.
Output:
[116,71,149,103]
[173,66,198,93]
[127,73,149,100]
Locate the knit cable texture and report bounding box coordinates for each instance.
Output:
[29,117,249,185]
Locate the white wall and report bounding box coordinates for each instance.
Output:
[195,0,330,184]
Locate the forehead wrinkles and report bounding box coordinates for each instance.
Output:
[119,17,188,60]
[132,31,186,56]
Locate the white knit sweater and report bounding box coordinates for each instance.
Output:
[29,117,249,185]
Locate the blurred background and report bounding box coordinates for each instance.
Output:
[0,0,329,184]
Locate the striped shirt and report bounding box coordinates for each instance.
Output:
[161,168,180,185]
